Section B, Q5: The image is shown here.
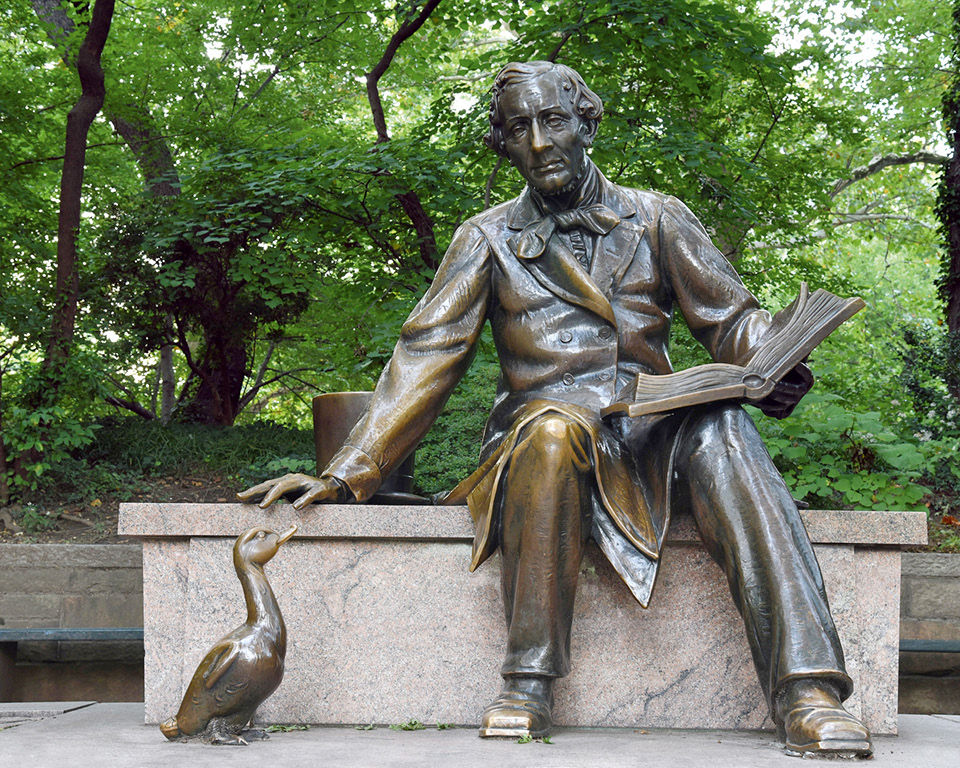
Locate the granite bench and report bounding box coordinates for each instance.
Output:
[118,502,926,734]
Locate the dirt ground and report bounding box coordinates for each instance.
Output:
[0,475,244,545]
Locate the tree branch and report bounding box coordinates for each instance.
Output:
[484,156,502,210]
[365,0,443,144]
[237,367,316,411]
[362,1,443,271]
[832,151,949,198]
[105,395,156,420]
[238,338,277,406]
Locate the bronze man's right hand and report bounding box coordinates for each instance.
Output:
[236,473,344,510]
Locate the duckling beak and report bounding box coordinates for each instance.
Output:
[277,525,298,546]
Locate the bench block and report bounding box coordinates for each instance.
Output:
[119,503,926,734]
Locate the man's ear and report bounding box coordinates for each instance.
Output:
[580,118,598,148]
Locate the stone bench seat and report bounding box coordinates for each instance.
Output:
[118,503,926,734]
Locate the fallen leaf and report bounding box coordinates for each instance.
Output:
[942,514,960,527]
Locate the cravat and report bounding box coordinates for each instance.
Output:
[515,203,620,261]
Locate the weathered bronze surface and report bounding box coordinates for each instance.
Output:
[239,61,872,756]
[313,391,421,503]
[159,525,296,745]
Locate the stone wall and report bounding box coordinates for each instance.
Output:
[899,553,960,714]
[0,544,143,701]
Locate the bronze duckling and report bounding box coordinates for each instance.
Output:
[160,524,297,745]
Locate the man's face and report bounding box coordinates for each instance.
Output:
[499,74,590,195]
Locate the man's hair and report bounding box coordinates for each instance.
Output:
[484,61,604,157]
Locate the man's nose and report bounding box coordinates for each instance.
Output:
[530,120,552,151]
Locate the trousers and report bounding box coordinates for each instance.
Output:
[497,403,852,709]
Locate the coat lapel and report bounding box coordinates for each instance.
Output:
[506,173,642,326]
[598,182,644,286]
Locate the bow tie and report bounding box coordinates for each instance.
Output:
[516,203,621,260]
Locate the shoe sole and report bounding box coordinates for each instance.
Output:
[479,725,550,739]
[784,738,873,758]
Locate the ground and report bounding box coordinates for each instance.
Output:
[0,473,241,544]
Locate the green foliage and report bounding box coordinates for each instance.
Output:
[2,0,955,536]
[264,724,310,733]
[86,419,313,479]
[389,719,426,731]
[413,344,499,494]
[16,505,58,535]
[1,353,107,498]
[756,394,933,511]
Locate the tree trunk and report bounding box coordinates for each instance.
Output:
[34,0,184,417]
[938,3,960,401]
[0,370,8,506]
[159,314,176,424]
[365,0,443,272]
[180,333,247,426]
[39,0,115,387]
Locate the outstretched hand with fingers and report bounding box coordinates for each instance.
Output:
[237,473,346,510]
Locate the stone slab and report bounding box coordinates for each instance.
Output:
[902,579,960,621]
[0,544,143,631]
[1,704,959,768]
[122,503,923,735]
[902,552,960,577]
[117,503,927,545]
[0,701,95,718]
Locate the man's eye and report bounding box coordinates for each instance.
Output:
[509,124,527,138]
[546,115,565,128]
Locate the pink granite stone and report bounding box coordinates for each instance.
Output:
[142,540,190,722]
[123,503,923,733]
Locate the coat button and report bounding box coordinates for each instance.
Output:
[562,373,575,386]
[598,326,612,339]
[559,331,573,343]
[599,372,612,382]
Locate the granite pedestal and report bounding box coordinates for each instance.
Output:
[118,503,926,734]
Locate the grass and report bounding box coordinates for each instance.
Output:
[86,418,315,481]
[36,418,317,503]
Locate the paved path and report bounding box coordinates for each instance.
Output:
[1,703,958,767]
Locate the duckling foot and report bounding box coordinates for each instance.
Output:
[209,733,248,746]
[202,719,250,746]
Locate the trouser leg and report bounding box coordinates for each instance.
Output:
[672,404,852,711]
[498,412,593,678]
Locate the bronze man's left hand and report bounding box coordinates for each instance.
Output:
[756,362,814,420]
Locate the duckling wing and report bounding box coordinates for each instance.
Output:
[201,642,240,690]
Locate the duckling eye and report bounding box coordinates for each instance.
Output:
[256,532,265,539]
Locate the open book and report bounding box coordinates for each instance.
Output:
[601,283,865,419]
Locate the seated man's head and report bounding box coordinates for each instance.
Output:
[485,61,603,196]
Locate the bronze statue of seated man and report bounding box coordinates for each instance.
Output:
[240,60,872,758]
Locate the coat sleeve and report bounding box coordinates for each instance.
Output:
[657,195,771,364]
[321,223,493,501]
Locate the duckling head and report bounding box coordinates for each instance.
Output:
[233,525,298,570]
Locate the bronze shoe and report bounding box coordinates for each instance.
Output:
[776,680,873,757]
[478,677,553,738]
